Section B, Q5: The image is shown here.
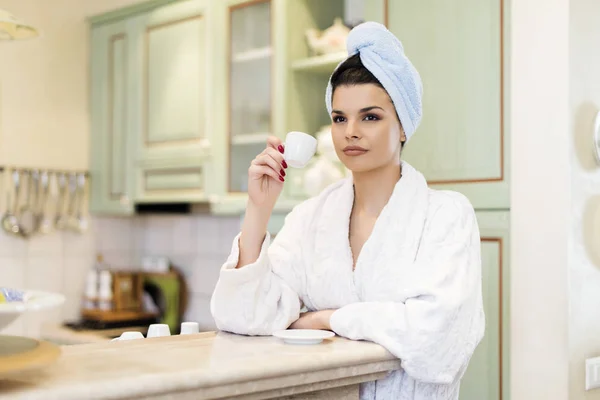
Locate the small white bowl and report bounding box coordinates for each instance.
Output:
[111,331,145,341]
[147,323,171,338]
[180,321,200,335]
[0,289,65,332]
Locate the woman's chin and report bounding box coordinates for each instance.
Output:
[342,157,400,175]
[342,159,374,174]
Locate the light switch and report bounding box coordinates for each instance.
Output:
[586,357,600,390]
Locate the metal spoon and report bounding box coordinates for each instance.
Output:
[36,171,53,234]
[72,173,88,233]
[54,173,68,230]
[63,173,78,230]
[1,170,22,237]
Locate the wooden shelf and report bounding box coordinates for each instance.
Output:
[291,52,347,74]
[232,47,272,63]
[81,309,159,323]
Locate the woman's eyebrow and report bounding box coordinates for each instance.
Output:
[331,106,385,114]
[359,106,385,113]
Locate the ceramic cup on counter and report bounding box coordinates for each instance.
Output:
[111,331,145,341]
[283,131,317,168]
[147,323,171,338]
[180,322,200,335]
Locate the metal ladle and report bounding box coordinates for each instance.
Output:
[19,170,38,237]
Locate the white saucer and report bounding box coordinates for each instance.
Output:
[272,329,335,345]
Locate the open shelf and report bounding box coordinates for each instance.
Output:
[291,51,347,74]
[232,46,272,63]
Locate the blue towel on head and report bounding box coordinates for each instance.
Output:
[325,21,423,141]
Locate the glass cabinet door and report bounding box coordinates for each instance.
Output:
[227,0,272,193]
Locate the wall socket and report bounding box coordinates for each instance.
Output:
[586,357,600,390]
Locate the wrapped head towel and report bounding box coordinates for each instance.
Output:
[325,22,423,141]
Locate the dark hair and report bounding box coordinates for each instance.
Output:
[330,53,384,93]
[330,53,405,147]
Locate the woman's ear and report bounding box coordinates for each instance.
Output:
[398,124,407,149]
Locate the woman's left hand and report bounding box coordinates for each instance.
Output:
[289,310,336,331]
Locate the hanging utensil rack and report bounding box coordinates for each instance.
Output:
[0,167,90,238]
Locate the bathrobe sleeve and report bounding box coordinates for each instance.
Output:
[329,195,485,385]
[210,199,317,336]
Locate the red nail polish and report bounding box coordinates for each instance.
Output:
[280,169,286,177]
[282,160,288,169]
[278,145,284,153]
[279,176,285,182]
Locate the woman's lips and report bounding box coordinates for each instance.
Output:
[343,146,368,156]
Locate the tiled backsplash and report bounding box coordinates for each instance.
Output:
[0,226,95,337]
[95,214,241,331]
[0,214,241,337]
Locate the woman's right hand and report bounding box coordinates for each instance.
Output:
[247,136,288,207]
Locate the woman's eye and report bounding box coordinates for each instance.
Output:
[364,114,379,121]
[333,116,346,123]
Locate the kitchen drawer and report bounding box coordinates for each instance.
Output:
[135,161,207,203]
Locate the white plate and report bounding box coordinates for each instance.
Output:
[0,289,65,331]
[272,329,335,345]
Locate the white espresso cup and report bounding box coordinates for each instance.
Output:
[283,131,317,168]
[180,322,200,335]
[147,323,171,338]
[111,331,145,341]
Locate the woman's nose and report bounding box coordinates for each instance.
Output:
[345,121,360,139]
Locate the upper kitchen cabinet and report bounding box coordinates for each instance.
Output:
[131,0,209,162]
[209,0,285,213]
[131,0,211,203]
[367,0,508,209]
[211,0,353,214]
[226,0,272,195]
[89,0,212,212]
[89,19,134,215]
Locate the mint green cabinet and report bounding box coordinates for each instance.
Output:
[206,0,275,214]
[362,2,510,398]
[90,0,508,212]
[382,0,508,210]
[226,0,272,194]
[89,0,351,214]
[131,0,210,203]
[131,0,209,161]
[460,211,510,400]
[90,0,211,211]
[89,19,134,215]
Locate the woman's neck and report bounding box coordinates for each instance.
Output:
[352,162,402,217]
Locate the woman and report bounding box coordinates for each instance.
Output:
[211,21,484,400]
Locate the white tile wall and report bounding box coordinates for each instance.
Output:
[0,214,241,337]
[0,219,98,337]
[95,214,241,331]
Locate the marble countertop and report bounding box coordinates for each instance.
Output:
[40,323,150,345]
[0,331,401,400]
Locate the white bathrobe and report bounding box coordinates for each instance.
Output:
[210,161,485,400]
